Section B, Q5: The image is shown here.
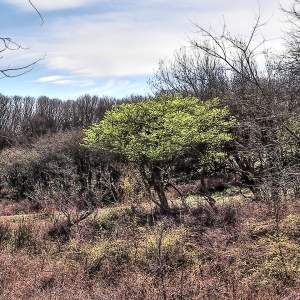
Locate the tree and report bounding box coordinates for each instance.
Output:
[284,0,300,75]
[0,1,42,78]
[83,95,236,213]
[0,38,40,78]
[182,15,300,203]
[152,48,228,100]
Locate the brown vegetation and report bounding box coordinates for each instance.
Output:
[0,192,298,299]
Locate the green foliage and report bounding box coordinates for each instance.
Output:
[83,95,236,163]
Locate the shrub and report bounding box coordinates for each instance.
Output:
[11,221,34,251]
[83,239,131,279]
[281,214,300,239]
[0,223,12,249]
[256,233,300,290]
[134,225,195,270]
[0,131,122,210]
[92,213,117,233]
[83,95,236,213]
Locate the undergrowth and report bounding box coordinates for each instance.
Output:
[0,196,298,299]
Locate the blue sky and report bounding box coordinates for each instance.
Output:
[0,0,292,99]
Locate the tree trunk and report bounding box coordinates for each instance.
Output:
[151,166,170,214]
[199,177,218,213]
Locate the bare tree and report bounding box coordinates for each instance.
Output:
[152,13,299,203]
[0,1,42,78]
[283,0,300,75]
[152,48,228,100]
[0,94,116,150]
[0,38,41,78]
[190,16,299,202]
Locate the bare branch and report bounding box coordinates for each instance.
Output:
[28,0,44,25]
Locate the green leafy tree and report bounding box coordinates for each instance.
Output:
[83,95,236,213]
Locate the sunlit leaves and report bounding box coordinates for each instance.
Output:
[83,95,237,163]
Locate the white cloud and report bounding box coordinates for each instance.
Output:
[36,75,64,82]
[26,11,187,77]
[36,75,94,86]
[7,0,293,84]
[52,79,75,85]
[4,0,99,11]
[84,79,150,97]
[29,0,289,79]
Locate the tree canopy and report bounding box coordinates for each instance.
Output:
[83,95,236,164]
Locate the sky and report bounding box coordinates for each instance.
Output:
[0,0,293,99]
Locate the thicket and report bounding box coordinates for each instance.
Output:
[0,94,147,150]
[152,8,300,209]
[0,6,299,219]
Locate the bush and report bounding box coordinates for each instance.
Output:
[0,223,12,249]
[281,214,300,239]
[134,225,195,270]
[11,221,34,251]
[0,132,75,198]
[83,239,131,279]
[0,131,122,206]
[83,95,236,213]
[255,233,300,290]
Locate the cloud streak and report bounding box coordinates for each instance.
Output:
[0,0,292,98]
[25,0,289,79]
[4,0,100,11]
[36,75,94,86]
[36,75,65,82]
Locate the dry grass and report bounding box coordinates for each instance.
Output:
[0,195,298,299]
